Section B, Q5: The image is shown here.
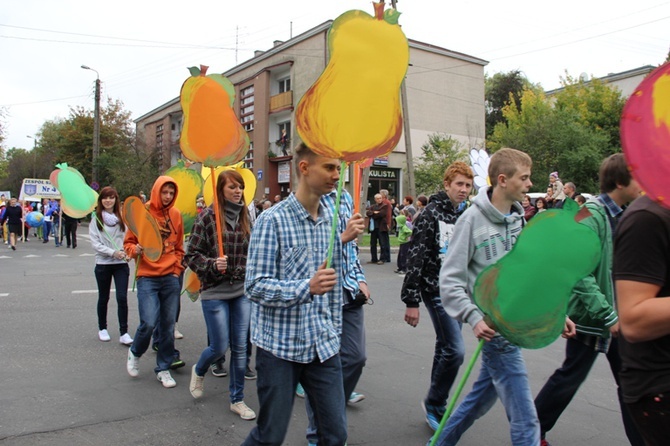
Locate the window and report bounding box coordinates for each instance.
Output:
[156,133,163,148]
[278,78,291,93]
[241,114,254,123]
[244,142,254,170]
[241,104,254,115]
[241,85,254,96]
[241,96,254,105]
[156,124,163,132]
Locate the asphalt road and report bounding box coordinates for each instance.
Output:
[1,230,630,445]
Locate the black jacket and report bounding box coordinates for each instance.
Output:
[400,191,465,307]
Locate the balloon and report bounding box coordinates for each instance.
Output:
[25,211,44,228]
[296,3,409,162]
[50,163,97,218]
[201,162,257,207]
[179,65,250,167]
[621,61,670,209]
[122,196,163,262]
[165,159,204,236]
[473,199,600,349]
[183,268,201,302]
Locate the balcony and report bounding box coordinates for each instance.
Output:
[270,90,293,113]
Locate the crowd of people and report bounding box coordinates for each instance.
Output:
[4,142,669,446]
[0,196,80,250]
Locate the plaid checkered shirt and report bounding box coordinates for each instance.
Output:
[246,192,343,363]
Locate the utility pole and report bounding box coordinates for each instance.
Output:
[81,65,101,185]
[389,0,416,198]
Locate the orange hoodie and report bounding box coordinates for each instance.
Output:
[124,176,185,278]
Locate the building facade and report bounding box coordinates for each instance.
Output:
[134,20,488,204]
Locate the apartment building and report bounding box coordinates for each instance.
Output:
[134,20,488,203]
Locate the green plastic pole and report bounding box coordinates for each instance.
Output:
[430,339,485,446]
[325,161,347,268]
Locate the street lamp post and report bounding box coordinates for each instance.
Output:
[26,135,37,177]
[81,65,101,185]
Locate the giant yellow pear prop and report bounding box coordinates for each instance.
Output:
[296,2,409,162]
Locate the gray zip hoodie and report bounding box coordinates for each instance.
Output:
[439,186,525,329]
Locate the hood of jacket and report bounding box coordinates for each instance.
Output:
[395,214,406,226]
[472,186,525,225]
[148,175,179,214]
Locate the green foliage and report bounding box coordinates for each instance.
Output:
[488,80,620,194]
[414,133,468,196]
[554,74,626,149]
[485,71,538,138]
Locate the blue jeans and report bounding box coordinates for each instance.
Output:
[42,221,52,241]
[51,220,61,245]
[535,337,644,445]
[94,263,130,334]
[242,348,347,446]
[424,295,464,408]
[130,275,180,374]
[434,336,539,446]
[195,296,251,403]
[306,302,366,443]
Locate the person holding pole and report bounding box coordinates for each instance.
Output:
[89,187,132,345]
[435,148,538,445]
[241,142,346,446]
[124,176,184,389]
[184,169,256,421]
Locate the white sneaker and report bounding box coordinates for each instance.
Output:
[157,370,176,388]
[230,401,256,420]
[127,348,139,377]
[98,329,111,342]
[189,365,204,399]
[174,324,184,339]
[119,333,133,345]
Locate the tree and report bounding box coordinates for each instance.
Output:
[34,97,156,198]
[489,88,612,193]
[554,74,626,149]
[485,70,537,138]
[413,133,468,196]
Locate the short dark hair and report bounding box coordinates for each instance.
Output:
[599,153,632,193]
[417,195,428,206]
[294,142,318,177]
[404,195,413,204]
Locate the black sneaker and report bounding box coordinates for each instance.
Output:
[211,361,227,377]
[170,358,186,370]
[244,366,257,380]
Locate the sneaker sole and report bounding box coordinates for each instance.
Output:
[421,400,441,431]
[158,377,176,388]
[348,394,365,404]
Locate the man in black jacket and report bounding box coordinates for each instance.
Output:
[400,161,473,431]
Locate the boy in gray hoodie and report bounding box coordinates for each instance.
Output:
[434,148,538,445]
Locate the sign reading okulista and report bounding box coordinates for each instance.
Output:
[18,178,61,201]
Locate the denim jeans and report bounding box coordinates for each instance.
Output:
[434,336,539,446]
[42,221,52,242]
[94,263,130,334]
[305,303,366,443]
[130,275,180,374]
[397,242,410,271]
[51,220,61,246]
[195,296,251,403]
[423,295,464,408]
[535,337,644,445]
[242,347,347,446]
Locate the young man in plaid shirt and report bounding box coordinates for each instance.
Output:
[242,143,347,446]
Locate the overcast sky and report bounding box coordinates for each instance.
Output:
[1,0,668,151]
